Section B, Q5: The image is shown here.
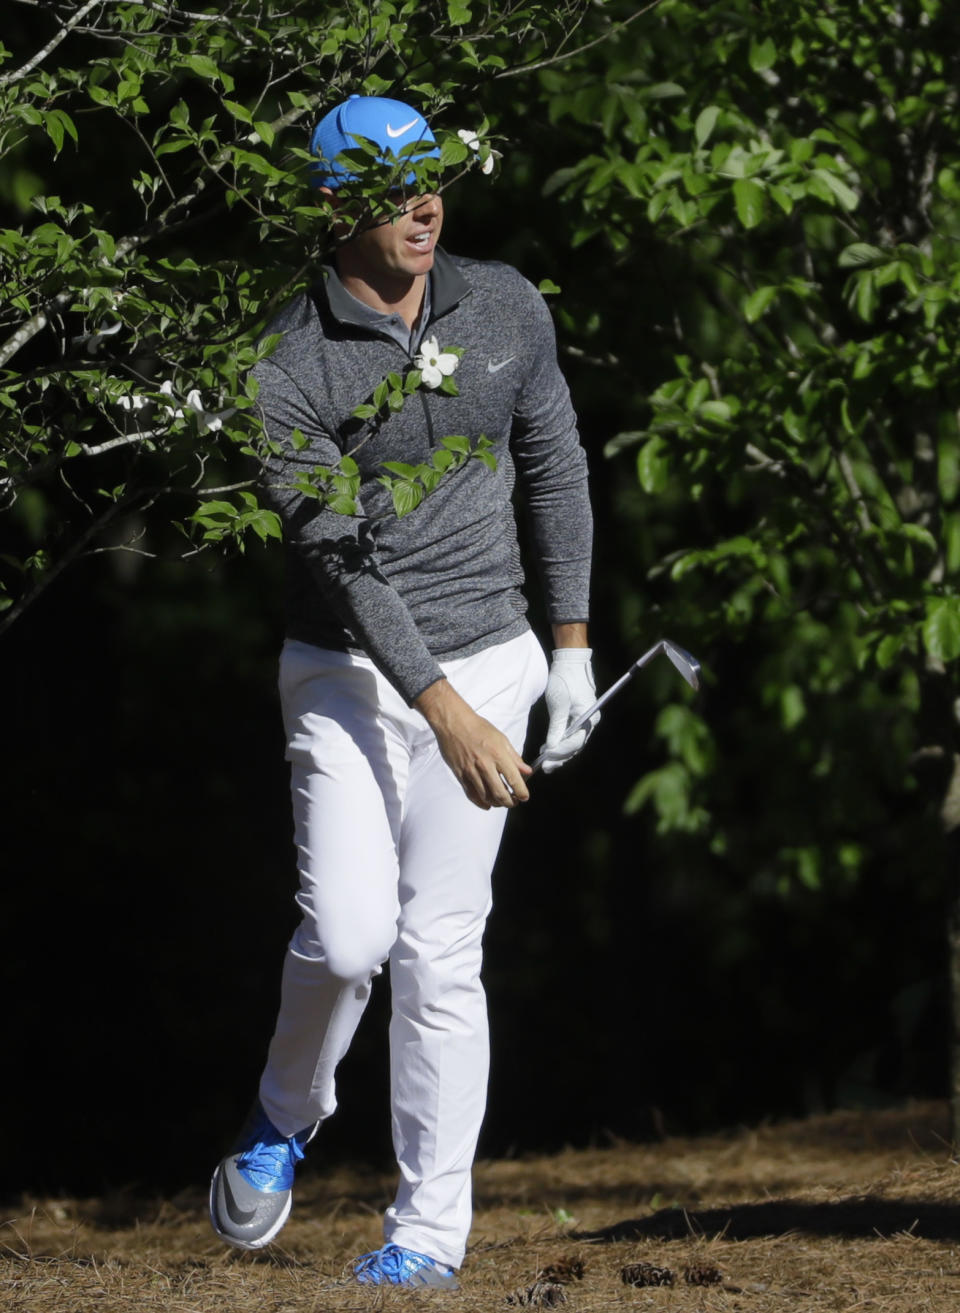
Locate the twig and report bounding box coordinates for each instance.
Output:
[494,0,665,79]
[835,448,873,535]
[77,429,168,457]
[0,0,102,87]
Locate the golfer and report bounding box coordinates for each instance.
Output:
[210,93,597,1289]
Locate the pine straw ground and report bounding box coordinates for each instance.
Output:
[4,1102,960,1313]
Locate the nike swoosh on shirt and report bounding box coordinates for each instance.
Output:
[386,117,421,138]
[487,357,516,373]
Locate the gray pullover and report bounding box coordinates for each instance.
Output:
[255,248,592,704]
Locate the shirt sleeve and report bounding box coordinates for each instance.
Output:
[509,282,593,625]
[255,357,445,704]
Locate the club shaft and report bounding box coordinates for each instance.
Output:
[559,641,664,740]
[530,641,665,771]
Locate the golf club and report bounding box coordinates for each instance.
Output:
[531,638,702,773]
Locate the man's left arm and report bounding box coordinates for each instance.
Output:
[510,282,598,771]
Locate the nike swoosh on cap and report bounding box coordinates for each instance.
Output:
[386,117,421,138]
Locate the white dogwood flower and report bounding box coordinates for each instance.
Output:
[457,127,495,175]
[415,336,460,389]
[183,387,236,432]
[158,378,182,417]
[114,379,235,431]
[73,320,122,355]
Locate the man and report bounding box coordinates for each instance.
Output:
[209,94,597,1289]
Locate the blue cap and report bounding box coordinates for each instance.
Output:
[309,94,441,190]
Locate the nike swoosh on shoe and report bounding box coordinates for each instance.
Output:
[222,1171,258,1225]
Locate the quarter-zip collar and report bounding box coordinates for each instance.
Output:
[317,247,471,342]
[427,247,472,319]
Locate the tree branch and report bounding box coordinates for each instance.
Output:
[494,0,665,79]
[0,0,102,87]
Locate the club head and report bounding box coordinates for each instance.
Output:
[663,640,701,690]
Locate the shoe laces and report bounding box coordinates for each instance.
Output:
[353,1243,446,1285]
[236,1116,308,1192]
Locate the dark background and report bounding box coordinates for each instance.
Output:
[1,3,951,1199]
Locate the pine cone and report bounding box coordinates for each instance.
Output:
[621,1262,675,1287]
[506,1281,568,1307]
[536,1257,586,1284]
[684,1262,723,1286]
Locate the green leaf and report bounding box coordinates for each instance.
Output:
[769,184,794,214]
[733,178,765,229]
[811,168,859,211]
[186,54,220,80]
[852,271,876,322]
[392,481,424,517]
[899,523,937,552]
[744,285,778,322]
[44,111,67,154]
[447,0,472,22]
[694,106,720,148]
[875,633,905,670]
[644,82,685,100]
[838,243,886,268]
[637,436,669,493]
[780,684,805,730]
[749,38,777,72]
[223,100,254,125]
[45,109,78,155]
[88,83,116,108]
[538,278,561,295]
[923,599,960,662]
[699,400,733,424]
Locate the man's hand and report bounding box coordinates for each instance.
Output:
[415,679,531,810]
[538,645,600,774]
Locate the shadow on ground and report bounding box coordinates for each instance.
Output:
[574,1197,960,1244]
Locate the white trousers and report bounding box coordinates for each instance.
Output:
[259,628,548,1267]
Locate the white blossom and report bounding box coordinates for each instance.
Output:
[114,378,235,431]
[415,336,460,389]
[457,127,495,175]
[184,387,236,432]
[72,320,122,355]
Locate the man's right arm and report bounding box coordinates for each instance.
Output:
[256,357,445,704]
[414,678,531,810]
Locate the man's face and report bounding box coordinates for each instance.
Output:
[335,190,444,283]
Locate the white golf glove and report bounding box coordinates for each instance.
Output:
[539,647,600,774]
